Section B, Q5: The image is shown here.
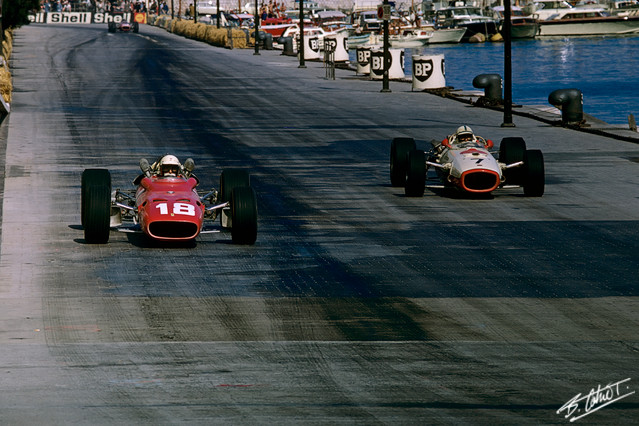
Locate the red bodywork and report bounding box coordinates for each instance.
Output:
[136,176,204,241]
[261,18,296,38]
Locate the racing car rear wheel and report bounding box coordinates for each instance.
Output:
[523,149,545,197]
[499,137,527,185]
[81,169,111,244]
[390,137,416,187]
[405,149,426,197]
[231,186,258,245]
[108,22,116,33]
[133,22,139,33]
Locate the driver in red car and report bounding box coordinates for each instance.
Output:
[136,155,197,185]
[154,154,182,177]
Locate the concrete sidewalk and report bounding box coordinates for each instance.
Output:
[321,55,639,143]
[447,89,639,143]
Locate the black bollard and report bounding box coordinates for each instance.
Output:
[264,33,273,50]
[473,74,503,101]
[280,36,295,56]
[548,89,583,124]
[253,31,266,47]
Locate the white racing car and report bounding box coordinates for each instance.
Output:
[390,126,545,197]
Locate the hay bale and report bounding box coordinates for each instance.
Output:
[195,23,208,40]
[147,14,252,48]
[229,29,248,49]
[2,29,13,59]
[0,66,12,104]
[204,27,227,47]
[173,20,188,36]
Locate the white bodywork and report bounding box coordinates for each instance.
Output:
[432,141,503,193]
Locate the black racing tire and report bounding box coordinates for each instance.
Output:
[220,168,250,204]
[231,186,258,245]
[405,149,426,197]
[390,137,416,187]
[81,169,111,228]
[108,22,116,33]
[133,22,139,33]
[499,137,527,185]
[523,149,545,197]
[81,169,112,244]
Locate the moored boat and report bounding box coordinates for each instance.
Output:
[389,29,433,48]
[260,17,297,38]
[526,0,582,21]
[492,5,540,39]
[537,8,639,35]
[347,33,373,48]
[421,25,467,43]
[606,0,639,16]
[434,5,501,42]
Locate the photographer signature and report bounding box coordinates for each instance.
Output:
[557,378,634,422]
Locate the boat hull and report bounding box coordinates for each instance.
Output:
[509,19,540,38]
[538,16,639,36]
[460,21,500,42]
[429,27,466,43]
[261,23,297,38]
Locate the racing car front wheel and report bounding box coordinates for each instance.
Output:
[390,137,416,187]
[405,149,426,197]
[220,168,250,204]
[81,168,111,227]
[231,186,258,245]
[81,169,112,243]
[499,137,526,185]
[523,149,545,197]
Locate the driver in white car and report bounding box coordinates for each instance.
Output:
[441,125,493,149]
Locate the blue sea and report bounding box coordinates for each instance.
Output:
[352,36,639,125]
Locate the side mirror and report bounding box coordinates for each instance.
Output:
[184,158,195,176]
[139,158,151,177]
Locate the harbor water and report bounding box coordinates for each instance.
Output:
[350,36,639,125]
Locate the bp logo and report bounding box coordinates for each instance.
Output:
[413,58,434,82]
[371,51,392,77]
[309,38,320,53]
[325,38,337,52]
[357,49,371,66]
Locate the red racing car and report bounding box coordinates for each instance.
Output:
[81,155,258,245]
[108,20,139,33]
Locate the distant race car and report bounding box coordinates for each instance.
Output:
[390,133,545,197]
[81,157,258,245]
[108,20,139,33]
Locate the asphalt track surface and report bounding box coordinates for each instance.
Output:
[1,23,638,424]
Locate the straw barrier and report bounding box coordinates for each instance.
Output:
[148,15,253,49]
[1,29,14,106]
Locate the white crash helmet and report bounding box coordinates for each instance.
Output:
[455,125,475,141]
[159,155,181,176]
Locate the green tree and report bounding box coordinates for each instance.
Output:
[2,0,41,32]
